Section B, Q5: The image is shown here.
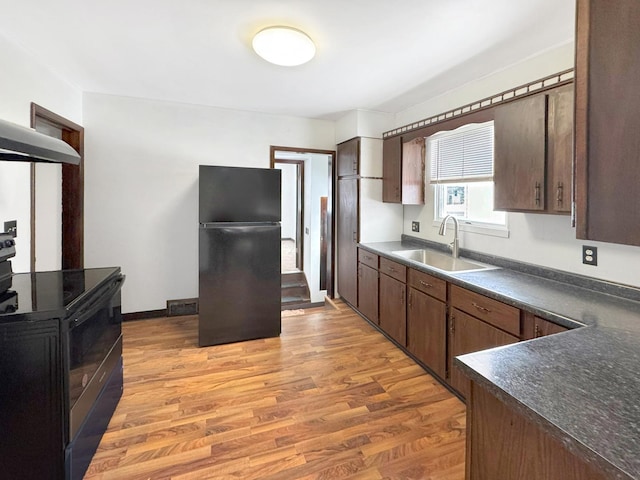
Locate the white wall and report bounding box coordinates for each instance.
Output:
[83,92,335,313]
[399,42,640,288]
[0,33,82,272]
[277,163,297,240]
[304,153,329,303]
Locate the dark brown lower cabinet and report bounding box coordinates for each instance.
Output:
[467,382,608,480]
[379,273,406,346]
[522,312,569,340]
[407,287,446,379]
[357,263,378,324]
[449,308,518,399]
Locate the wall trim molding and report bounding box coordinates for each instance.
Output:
[384,69,574,139]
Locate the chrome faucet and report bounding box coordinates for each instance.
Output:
[438,215,459,258]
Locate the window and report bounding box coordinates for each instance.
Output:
[429,121,506,232]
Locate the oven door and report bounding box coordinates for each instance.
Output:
[66,274,125,440]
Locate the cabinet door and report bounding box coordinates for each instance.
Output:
[358,263,379,324]
[382,136,402,203]
[575,0,640,246]
[401,137,425,205]
[379,273,406,346]
[548,84,574,214]
[337,137,360,177]
[407,287,446,379]
[533,316,568,338]
[337,177,358,305]
[522,312,569,340]
[494,94,547,211]
[469,383,608,480]
[449,308,519,398]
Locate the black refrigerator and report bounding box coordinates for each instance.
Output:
[198,165,282,347]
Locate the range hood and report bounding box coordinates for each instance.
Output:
[0,117,80,165]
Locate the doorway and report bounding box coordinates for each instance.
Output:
[273,160,304,273]
[270,146,335,304]
[30,103,84,271]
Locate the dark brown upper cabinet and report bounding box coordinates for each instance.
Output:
[382,136,425,205]
[494,85,573,214]
[547,85,574,214]
[575,0,640,247]
[494,93,547,212]
[337,137,359,178]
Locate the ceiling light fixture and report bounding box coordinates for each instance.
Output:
[252,26,316,67]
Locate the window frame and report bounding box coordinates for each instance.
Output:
[428,121,509,238]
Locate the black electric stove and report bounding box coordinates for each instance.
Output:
[0,267,121,321]
[0,265,125,480]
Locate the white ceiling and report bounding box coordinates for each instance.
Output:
[0,0,575,120]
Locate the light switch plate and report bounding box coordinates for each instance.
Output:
[411,221,420,232]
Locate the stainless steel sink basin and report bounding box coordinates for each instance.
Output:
[391,249,496,273]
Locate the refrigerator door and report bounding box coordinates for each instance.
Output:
[199,165,281,223]
[199,224,281,347]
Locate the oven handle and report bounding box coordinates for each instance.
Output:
[69,274,126,330]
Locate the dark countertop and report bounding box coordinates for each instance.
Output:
[360,240,640,480]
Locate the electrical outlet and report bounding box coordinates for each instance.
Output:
[4,220,16,237]
[582,245,597,266]
[411,221,420,232]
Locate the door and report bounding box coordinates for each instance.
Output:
[273,160,304,272]
[336,177,358,305]
[379,273,406,346]
[494,94,547,211]
[357,263,378,324]
[198,224,281,346]
[547,84,574,214]
[270,147,335,301]
[449,308,519,398]
[407,288,447,379]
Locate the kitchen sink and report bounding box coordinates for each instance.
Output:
[391,249,497,273]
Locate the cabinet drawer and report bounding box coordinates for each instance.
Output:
[408,269,446,301]
[450,285,520,337]
[358,249,379,269]
[379,257,406,283]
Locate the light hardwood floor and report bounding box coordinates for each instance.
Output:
[84,301,466,479]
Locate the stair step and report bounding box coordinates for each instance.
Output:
[282,280,307,288]
[281,271,311,306]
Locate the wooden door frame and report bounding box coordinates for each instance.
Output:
[30,103,84,271]
[272,158,305,270]
[270,146,336,298]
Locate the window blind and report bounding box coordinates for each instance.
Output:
[429,121,494,184]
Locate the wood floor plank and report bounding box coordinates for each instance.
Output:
[83,301,465,479]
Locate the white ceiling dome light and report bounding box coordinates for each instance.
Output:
[252,26,316,66]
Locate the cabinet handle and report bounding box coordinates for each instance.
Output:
[400,289,405,305]
[556,182,564,207]
[419,280,432,288]
[408,291,412,309]
[450,315,455,335]
[534,324,542,338]
[535,182,541,207]
[472,302,491,314]
[387,266,396,273]
[352,231,357,242]
[364,255,372,261]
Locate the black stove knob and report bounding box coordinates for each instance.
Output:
[4,240,14,247]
